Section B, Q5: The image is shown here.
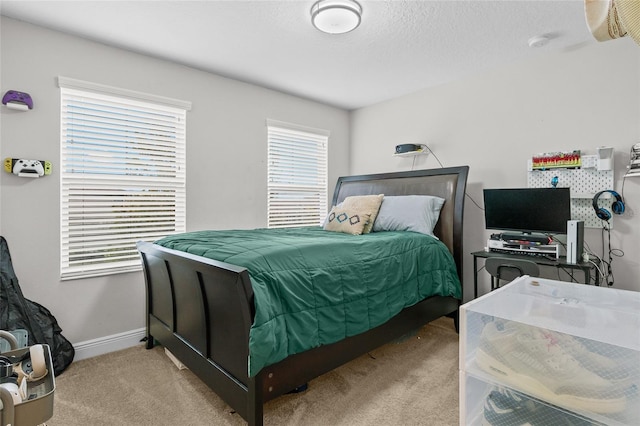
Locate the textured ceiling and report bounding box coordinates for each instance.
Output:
[0,0,595,110]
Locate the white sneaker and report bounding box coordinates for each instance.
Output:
[476,321,627,414]
[542,328,636,387]
[498,320,636,388]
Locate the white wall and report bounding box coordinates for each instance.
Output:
[0,17,350,344]
[351,39,640,300]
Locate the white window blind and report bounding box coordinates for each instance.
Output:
[267,120,329,228]
[59,81,189,279]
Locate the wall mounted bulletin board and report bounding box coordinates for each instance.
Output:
[527,154,614,229]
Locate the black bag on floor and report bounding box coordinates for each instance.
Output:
[0,236,75,375]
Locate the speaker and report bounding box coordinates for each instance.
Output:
[592,190,625,221]
[566,220,584,264]
[395,144,422,154]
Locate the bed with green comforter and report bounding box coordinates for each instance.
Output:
[138,166,469,425]
[155,226,461,377]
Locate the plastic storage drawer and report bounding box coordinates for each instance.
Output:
[459,276,640,426]
[460,371,613,425]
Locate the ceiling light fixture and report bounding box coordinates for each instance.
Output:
[528,35,550,48]
[311,0,362,35]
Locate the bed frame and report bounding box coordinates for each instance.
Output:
[137,166,469,425]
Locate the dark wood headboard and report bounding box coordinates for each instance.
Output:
[331,166,469,283]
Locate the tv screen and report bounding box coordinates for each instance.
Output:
[483,187,572,234]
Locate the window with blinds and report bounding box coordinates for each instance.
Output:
[59,78,190,279]
[267,120,329,228]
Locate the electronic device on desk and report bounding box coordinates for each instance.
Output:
[487,238,561,259]
[483,187,571,260]
[566,220,584,264]
[483,187,571,235]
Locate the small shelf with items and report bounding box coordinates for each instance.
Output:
[527,149,614,228]
[530,150,582,170]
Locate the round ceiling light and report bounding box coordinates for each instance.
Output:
[311,0,362,34]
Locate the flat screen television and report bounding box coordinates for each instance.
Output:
[483,187,572,235]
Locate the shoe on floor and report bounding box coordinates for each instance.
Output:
[482,386,603,426]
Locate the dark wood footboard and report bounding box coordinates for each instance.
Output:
[137,241,260,420]
[139,240,459,425]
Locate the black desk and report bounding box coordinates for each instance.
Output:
[471,250,599,299]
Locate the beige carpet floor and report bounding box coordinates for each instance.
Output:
[46,317,459,425]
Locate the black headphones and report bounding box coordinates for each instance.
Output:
[592,190,625,221]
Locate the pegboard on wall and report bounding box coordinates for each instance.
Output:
[527,155,614,228]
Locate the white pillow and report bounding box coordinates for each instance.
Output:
[372,195,445,237]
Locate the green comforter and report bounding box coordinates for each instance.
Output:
[155,226,461,377]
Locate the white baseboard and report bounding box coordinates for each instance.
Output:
[73,328,147,361]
